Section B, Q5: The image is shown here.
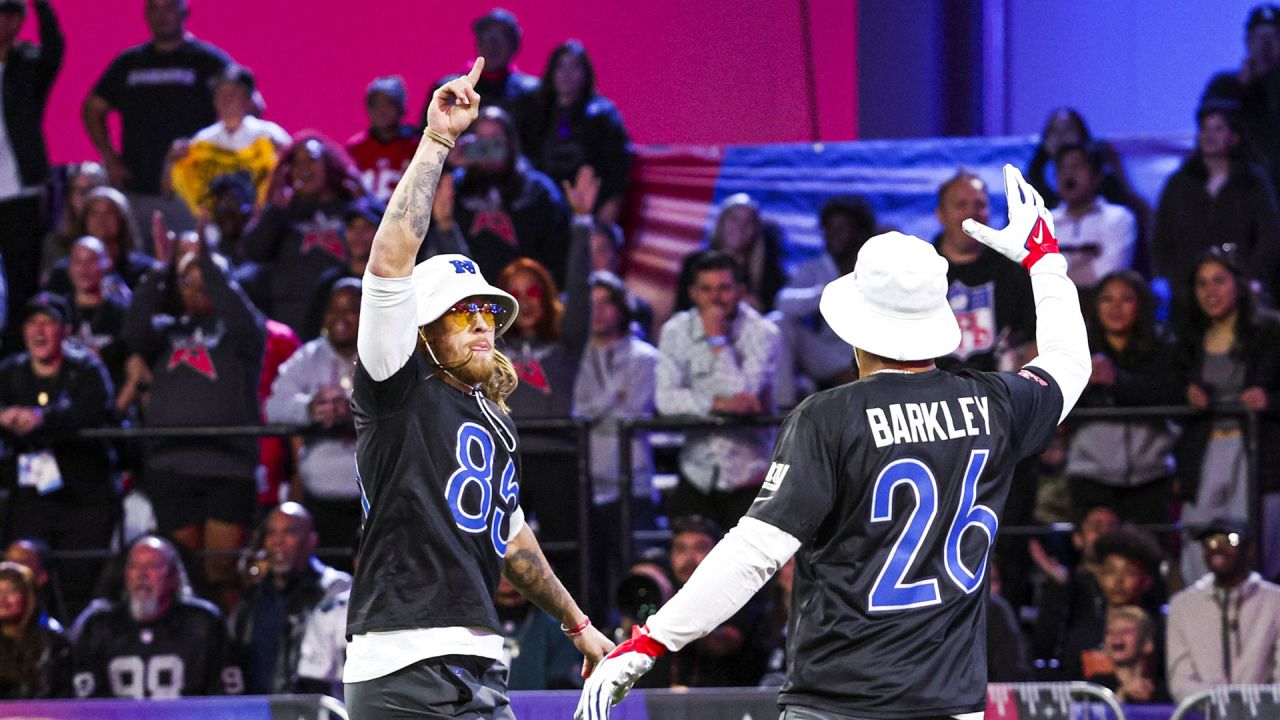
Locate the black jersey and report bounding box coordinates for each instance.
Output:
[71,598,242,699]
[347,352,522,636]
[746,367,1062,719]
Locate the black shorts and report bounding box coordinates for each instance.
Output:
[781,706,971,720]
[345,655,514,719]
[149,472,257,532]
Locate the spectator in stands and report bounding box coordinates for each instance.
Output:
[933,170,1035,372]
[494,573,581,690]
[295,576,350,698]
[1167,517,1280,701]
[1032,504,1119,678]
[0,561,70,699]
[265,280,362,549]
[661,516,767,688]
[121,230,265,612]
[1050,142,1138,291]
[493,180,590,556]
[164,64,289,217]
[1072,527,1165,682]
[243,133,366,333]
[987,562,1033,682]
[1152,103,1280,302]
[1092,605,1170,703]
[1201,4,1280,196]
[656,251,781,529]
[1025,108,1151,236]
[453,106,573,286]
[230,503,350,695]
[0,293,115,619]
[522,41,631,222]
[4,538,62,624]
[587,219,653,339]
[71,535,243,699]
[44,187,159,295]
[1066,271,1181,524]
[82,0,232,233]
[0,0,62,342]
[573,270,658,512]
[1174,248,1280,581]
[64,237,131,390]
[422,8,539,127]
[347,76,419,204]
[773,196,877,402]
[677,194,788,314]
[42,163,109,276]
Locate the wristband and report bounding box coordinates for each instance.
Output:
[424,129,456,149]
[561,617,591,637]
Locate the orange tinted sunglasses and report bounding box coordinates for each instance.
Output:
[443,301,506,331]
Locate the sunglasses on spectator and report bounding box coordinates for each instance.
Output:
[443,301,507,331]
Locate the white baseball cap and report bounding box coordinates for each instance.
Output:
[819,231,960,362]
[412,254,518,337]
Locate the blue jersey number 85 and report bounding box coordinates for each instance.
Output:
[868,449,998,612]
[446,422,520,557]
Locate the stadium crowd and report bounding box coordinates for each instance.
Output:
[0,0,1278,706]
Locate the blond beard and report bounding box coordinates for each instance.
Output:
[431,344,497,387]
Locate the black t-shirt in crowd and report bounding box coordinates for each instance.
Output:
[71,598,242,699]
[936,245,1035,373]
[346,353,523,637]
[746,367,1062,719]
[91,39,231,194]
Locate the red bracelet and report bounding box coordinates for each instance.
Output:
[561,617,591,636]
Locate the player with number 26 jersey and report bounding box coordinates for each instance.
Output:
[578,165,1091,720]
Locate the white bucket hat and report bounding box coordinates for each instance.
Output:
[412,254,518,337]
[819,231,960,362]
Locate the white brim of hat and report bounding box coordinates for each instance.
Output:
[820,272,961,362]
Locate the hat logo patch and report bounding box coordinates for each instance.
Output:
[450,260,477,274]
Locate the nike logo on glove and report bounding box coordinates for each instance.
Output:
[1021,215,1059,271]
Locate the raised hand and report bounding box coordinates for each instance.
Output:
[562,165,601,217]
[426,58,484,141]
[961,164,1059,271]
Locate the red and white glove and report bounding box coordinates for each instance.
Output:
[962,164,1060,271]
[575,625,668,720]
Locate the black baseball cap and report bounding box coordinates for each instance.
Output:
[366,75,407,110]
[344,196,385,226]
[1194,517,1253,545]
[210,64,257,95]
[24,293,69,326]
[1247,4,1280,31]
[473,8,521,47]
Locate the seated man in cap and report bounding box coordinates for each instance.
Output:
[1166,517,1280,701]
[578,165,1091,720]
[0,293,115,620]
[342,58,611,718]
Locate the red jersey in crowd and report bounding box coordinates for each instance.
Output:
[345,125,419,203]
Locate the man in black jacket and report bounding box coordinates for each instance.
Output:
[0,0,63,342]
[0,293,115,619]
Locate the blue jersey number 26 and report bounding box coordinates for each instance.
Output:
[446,422,520,557]
[868,449,997,612]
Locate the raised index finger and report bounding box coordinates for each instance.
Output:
[465,56,485,86]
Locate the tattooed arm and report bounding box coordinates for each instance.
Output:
[366,58,485,279]
[503,524,615,675]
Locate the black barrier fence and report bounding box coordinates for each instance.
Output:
[13,404,1263,617]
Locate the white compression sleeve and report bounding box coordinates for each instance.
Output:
[646,517,801,652]
[357,271,418,382]
[1024,254,1090,423]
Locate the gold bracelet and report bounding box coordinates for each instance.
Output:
[424,129,456,149]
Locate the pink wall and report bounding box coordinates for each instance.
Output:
[26,0,857,165]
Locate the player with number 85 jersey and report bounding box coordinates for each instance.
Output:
[343,57,612,720]
[578,165,1091,720]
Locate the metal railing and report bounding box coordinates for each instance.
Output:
[1170,684,1280,720]
[987,681,1126,719]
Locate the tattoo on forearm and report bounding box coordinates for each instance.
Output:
[387,148,448,238]
[504,546,574,618]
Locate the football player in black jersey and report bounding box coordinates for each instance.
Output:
[578,165,1091,720]
[71,535,242,699]
[342,58,612,719]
